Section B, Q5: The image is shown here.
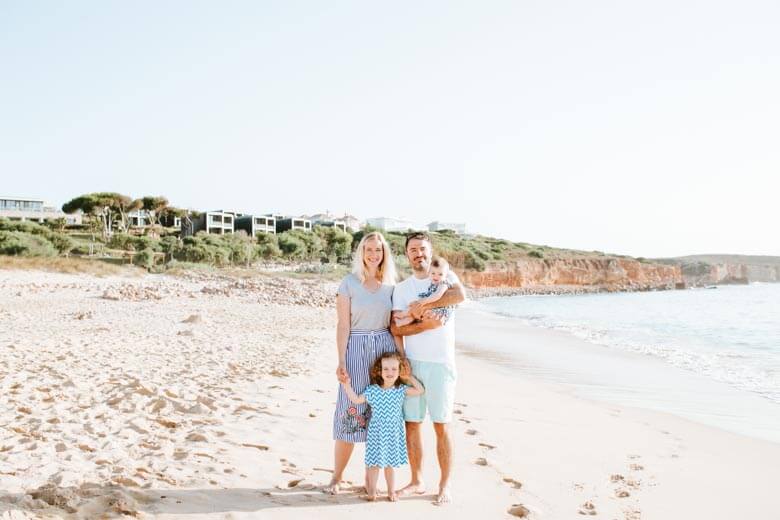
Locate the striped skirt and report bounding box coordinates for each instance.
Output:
[332,328,397,443]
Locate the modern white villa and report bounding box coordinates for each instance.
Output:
[0,196,82,225]
[193,210,236,234]
[235,214,276,237]
[428,221,466,234]
[365,216,422,232]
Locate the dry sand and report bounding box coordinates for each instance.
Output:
[1,269,778,519]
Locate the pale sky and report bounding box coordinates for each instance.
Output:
[2,1,778,258]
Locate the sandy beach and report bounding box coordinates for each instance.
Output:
[1,268,779,519]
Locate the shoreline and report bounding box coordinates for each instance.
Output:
[1,269,778,519]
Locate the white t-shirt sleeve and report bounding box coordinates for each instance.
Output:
[392,282,410,311]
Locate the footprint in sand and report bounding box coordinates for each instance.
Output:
[502,477,522,489]
[615,489,631,498]
[465,429,478,435]
[578,501,597,515]
[478,442,496,450]
[474,457,488,466]
[629,464,644,471]
[508,504,530,517]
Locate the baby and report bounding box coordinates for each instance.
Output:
[394,256,453,326]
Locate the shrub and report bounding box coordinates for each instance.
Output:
[315,226,353,263]
[133,248,155,269]
[256,232,281,259]
[464,250,486,271]
[0,231,58,257]
[278,233,306,259]
[528,250,544,259]
[159,236,181,261]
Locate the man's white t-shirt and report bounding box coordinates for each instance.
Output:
[393,270,461,366]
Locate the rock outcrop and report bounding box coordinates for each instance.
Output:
[459,257,682,296]
[660,255,780,287]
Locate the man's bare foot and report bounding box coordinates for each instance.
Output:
[322,479,341,495]
[388,491,398,502]
[433,486,452,506]
[361,493,377,502]
[398,481,426,496]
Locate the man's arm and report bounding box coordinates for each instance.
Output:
[409,283,466,320]
[390,312,445,337]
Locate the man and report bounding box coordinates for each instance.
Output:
[390,231,466,505]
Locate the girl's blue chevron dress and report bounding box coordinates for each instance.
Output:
[363,384,409,467]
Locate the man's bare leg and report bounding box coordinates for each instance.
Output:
[324,440,354,494]
[432,422,452,505]
[398,421,426,495]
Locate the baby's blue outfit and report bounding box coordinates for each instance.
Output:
[364,384,409,467]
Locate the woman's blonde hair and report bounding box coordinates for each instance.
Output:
[352,231,397,285]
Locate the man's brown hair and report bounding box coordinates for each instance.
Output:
[405,231,432,251]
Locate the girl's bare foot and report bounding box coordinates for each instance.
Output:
[388,491,398,502]
[362,493,377,502]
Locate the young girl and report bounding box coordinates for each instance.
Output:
[342,352,424,501]
[393,256,454,326]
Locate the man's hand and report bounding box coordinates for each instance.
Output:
[408,300,426,320]
[420,310,445,329]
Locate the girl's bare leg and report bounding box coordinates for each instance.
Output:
[385,467,397,501]
[324,440,354,494]
[364,467,380,501]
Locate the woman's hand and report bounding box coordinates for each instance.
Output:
[336,362,347,383]
[399,357,412,381]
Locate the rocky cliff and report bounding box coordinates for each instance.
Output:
[459,257,682,295]
[668,256,780,287]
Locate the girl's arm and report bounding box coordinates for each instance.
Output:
[335,293,351,382]
[342,374,366,404]
[401,374,424,397]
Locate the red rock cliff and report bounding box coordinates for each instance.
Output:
[458,258,682,292]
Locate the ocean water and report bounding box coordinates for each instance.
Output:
[472,283,780,442]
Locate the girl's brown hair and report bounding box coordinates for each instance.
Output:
[369,351,405,387]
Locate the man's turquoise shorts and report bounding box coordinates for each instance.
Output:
[404,359,457,424]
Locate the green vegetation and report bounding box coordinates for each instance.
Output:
[2,192,664,275]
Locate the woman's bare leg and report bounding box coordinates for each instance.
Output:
[324,440,354,494]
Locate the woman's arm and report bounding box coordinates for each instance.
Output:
[342,375,367,404]
[335,293,351,382]
[402,374,425,397]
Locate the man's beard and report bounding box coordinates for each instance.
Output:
[412,258,429,273]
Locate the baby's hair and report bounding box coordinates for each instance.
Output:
[431,256,449,270]
[369,351,405,387]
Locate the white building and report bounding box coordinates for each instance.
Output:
[307,213,348,232]
[193,210,236,234]
[428,221,466,234]
[365,217,422,233]
[0,196,82,225]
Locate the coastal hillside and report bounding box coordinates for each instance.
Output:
[656,255,780,287]
[0,215,684,294]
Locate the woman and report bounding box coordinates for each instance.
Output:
[324,231,401,495]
